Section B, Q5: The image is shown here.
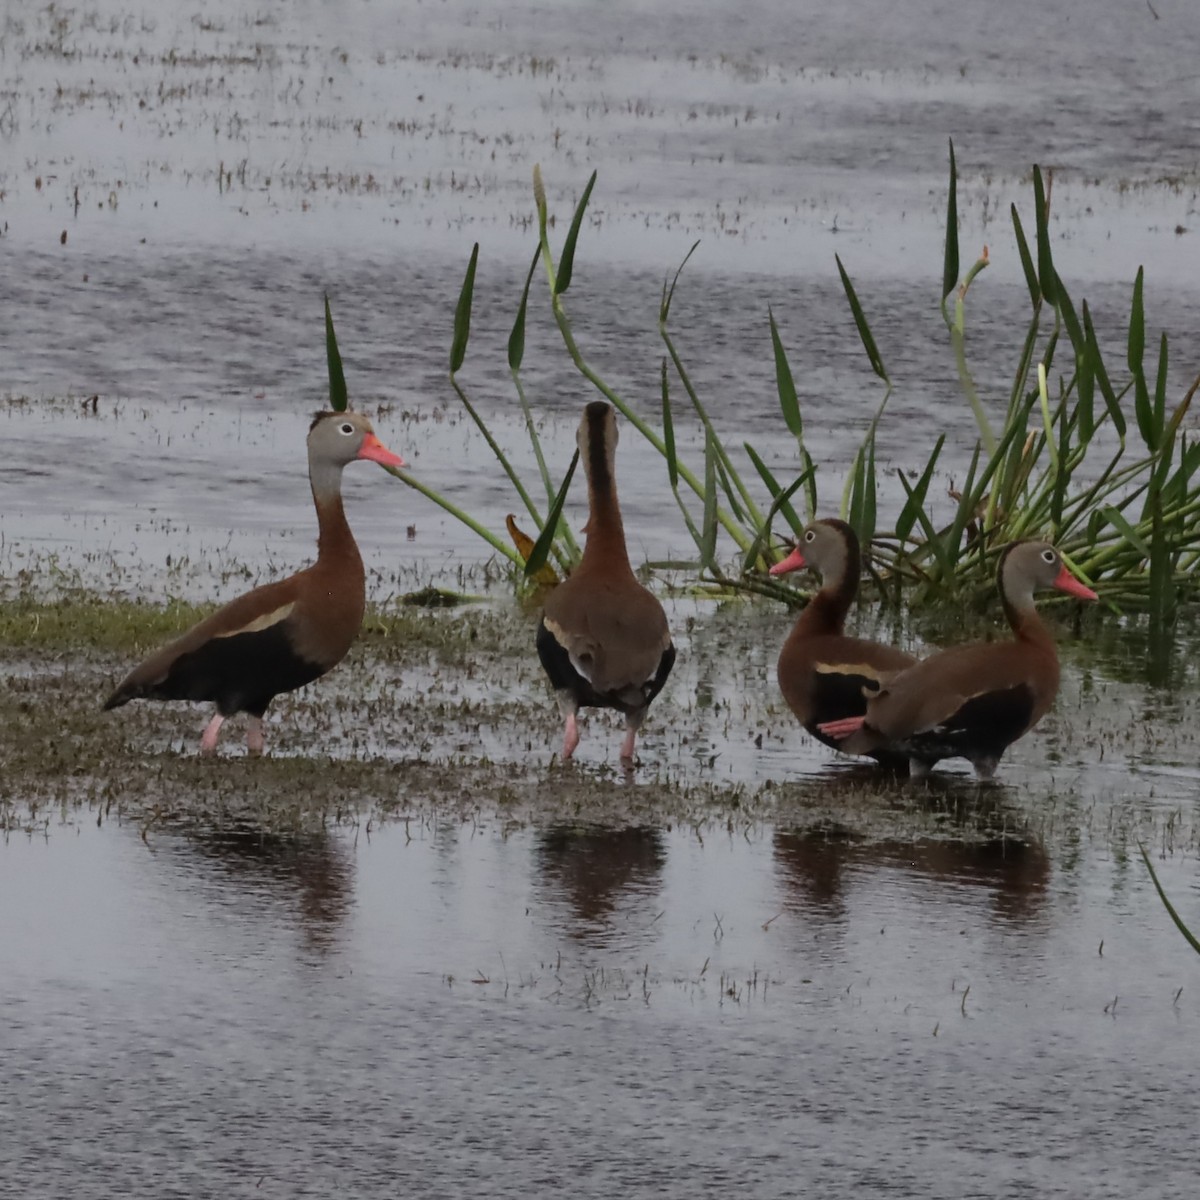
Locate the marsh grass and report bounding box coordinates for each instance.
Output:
[328,148,1200,622]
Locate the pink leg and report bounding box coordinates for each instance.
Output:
[562,713,580,760]
[619,725,637,763]
[246,717,265,756]
[200,713,225,756]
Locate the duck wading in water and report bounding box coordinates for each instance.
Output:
[104,411,405,755]
[536,401,675,763]
[819,541,1097,779]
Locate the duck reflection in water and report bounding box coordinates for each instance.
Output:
[189,824,353,951]
[774,826,1049,924]
[536,826,666,941]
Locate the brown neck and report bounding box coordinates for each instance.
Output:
[793,570,855,638]
[1003,591,1057,657]
[314,489,363,573]
[581,477,632,572]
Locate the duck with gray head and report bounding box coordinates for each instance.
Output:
[103,411,405,755]
[770,518,916,769]
[819,540,1097,780]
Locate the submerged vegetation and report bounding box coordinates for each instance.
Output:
[324,143,1200,624]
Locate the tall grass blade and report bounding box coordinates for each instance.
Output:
[1100,505,1151,559]
[1032,166,1057,306]
[661,241,701,324]
[895,435,945,543]
[942,139,959,302]
[661,359,679,491]
[508,246,540,371]
[1128,266,1154,449]
[1153,331,1169,450]
[743,443,804,537]
[450,243,479,374]
[1138,842,1200,957]
[524,449,579,578]
[769,308,803,438]
[555,170,597,296]
[1084,302,1126,438]
[740,466,812,572]
[836,255,888,382]
[1011,206,1040,309]
[324,294,349,412]
[700,432,719,573]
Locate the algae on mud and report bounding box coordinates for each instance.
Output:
[2,585,1198,871]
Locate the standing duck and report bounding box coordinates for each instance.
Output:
[770,518,916,766]
[536,401,675,762]
[104,411,405,755]
[819,541,1097,779]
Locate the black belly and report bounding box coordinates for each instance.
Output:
[805,668,908,769]
[149,624,326,717]
[536,618,675,715]
[902,683,1036,766]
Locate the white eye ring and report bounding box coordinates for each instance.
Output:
[804,530,816,543]
[1041,548,1057,564]
[339,422,355,435]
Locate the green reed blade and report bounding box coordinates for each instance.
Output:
[743,444,804,536]
[1138,843,1200,957]
[324,294,348,412]
[1149,491,1175,631]
[836,255,888,382]
[1032,166,1057,305]
[715,455,747,524]
[740,464,812,573]
[555,170,597,297]
[524,449,578,578]
[896,469,951,577]
[1101,504,1151,558]
[1053,275,1094,441]
[947,439,983,560]
[1011,205,1040,309]
[700,431,719,573]
[1129,266,1155,450]
[895,434,945,543]
[942,139,959,302]
[769,308,803,439]
[1084,301,1126,439]
[661,359,679,490]
[661,240,701,325]
[450,243,479,374]
[1154,331,1169,446]
[508,246,540,371]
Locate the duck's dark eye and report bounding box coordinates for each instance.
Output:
[339,422,355,435]
[804,530,816,543]
[1041,549,1056,564]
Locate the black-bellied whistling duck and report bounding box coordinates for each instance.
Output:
[819,540,1097,779]
[536,401,675,763]
[104,411,405,755]
[770,518,916,767]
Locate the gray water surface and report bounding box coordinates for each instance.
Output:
[3,817,1198,1199]
[4,1,1200,1194]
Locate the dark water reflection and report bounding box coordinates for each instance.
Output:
[536,825,666,941]
[774,828,1049,923]
[2,816,1198,1197]
[188,825,355,952]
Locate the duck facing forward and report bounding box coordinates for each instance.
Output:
[819,541,1097,779]
[770,518,916,767]
[536,401,675,763]
[104,411,405,755]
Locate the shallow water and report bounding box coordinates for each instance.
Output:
[2,0,1200,592]
[4,1,1200,1193]
[3,815,1199,1198]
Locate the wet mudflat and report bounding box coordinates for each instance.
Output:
[4,0,1200,1195]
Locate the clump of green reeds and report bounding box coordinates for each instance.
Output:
[325,146,1200,618]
